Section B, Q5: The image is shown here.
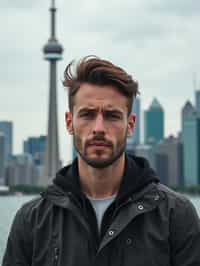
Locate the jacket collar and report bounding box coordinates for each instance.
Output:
[52,154,159,205]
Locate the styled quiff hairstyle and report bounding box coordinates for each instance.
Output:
[63,56,139,115]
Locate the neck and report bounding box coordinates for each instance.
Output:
[78,154,125,199]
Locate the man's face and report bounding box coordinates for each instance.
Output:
[65,83,135,168]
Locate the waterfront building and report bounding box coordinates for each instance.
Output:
[126,96,141,155]
[0,185,9,193]
[72,145,76,160]
[24,135,46,155]
[135,143,156,170]
[195,90,200,113]
[5,154,40,186]
[182,101,200,185]
[155,153,168,185]
[0,121,13,162]
[0,132,5,179]
[144,98,164,144]
[24,135,46,166]
[155,136,183,187]
[42,0,63,186]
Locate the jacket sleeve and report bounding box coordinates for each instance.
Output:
[170,197,200,266]
[2,206,32,266]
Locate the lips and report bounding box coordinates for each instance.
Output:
[88,141,112,147]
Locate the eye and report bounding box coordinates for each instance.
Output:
[79,111,95,119]
[104,112,121,121]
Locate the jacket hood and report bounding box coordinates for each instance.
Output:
[44,154,159,205]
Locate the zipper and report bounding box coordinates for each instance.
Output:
[53,247,59,266]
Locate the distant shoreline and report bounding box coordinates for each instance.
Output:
[0,185,44,196]
[1,185,200,197]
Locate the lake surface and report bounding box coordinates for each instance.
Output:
[0,194,200,264]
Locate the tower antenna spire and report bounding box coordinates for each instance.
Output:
[52,0,55,8]
[50,0,56,39]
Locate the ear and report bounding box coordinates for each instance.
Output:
[127,114,136,137]
[65,112,73,135]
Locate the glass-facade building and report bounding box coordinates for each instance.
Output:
[144,98,164,144]
[24,135,46,155]
[0,121,13,162]
[195,90,200,113]
[24,135,46,165]
[155,136,183,187]
[0,133,5,178]
[182,101,200,185]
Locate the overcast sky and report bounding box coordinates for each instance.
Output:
[0,0,200,163]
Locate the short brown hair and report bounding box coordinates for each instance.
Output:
[63,56,139,115]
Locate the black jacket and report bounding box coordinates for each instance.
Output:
[3,155,200,266]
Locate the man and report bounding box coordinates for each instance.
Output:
[3,56,200,266]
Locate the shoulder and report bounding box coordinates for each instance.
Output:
[16,196,45,216]
[13,195,53,229]
[157,183,194,206]
[156,183,200,231]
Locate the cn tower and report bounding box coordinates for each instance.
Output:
[42,0,63,185]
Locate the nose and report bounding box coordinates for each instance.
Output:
[92,113,106,135]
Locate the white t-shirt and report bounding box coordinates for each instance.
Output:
[87,194,116,232]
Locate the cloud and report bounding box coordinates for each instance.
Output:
[0,0,46,9]
[149,0,200,17]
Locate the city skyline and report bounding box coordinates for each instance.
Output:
[1,1,200,164]
[1,90,200,187]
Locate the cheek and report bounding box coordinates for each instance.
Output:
[109,125,128,142]
[73,121,90,142]
[112,122,128,134]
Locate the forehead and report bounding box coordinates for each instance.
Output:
[73,83,128,111]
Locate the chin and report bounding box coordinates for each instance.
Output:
[82,154,122,169]
[77,145,125,168]
[85,159,114,169]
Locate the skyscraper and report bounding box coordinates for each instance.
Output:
[195,90,200,113]
[24,135,47,166]
[155,136,183,187]
[126,96,140,154]
[144,98,164,144]
[182,101,200,185]
[0,121,13,162]
[42,0,63,186]
[6,154,39,186]
[135,144,156,169]
[0,132,5,178]
[24,136,46,156]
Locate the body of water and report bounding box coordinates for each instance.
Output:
[0,194,200,264]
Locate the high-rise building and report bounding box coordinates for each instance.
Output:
[42,0,63,186]
[0,121,13,162]
[182,101,200,185]
[195,90,200,113]
[72,145,76,160]
[155,136,183,187]
[144,98,164,144]
[5,154,39,186]
[135,143,156,169]
[155,153,168,185]
[126,96,140,154]
[24,135,46,166]
[0,132,5,179]
[24,136,46,155]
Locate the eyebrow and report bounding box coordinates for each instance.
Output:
[103,110,123,116]
[77,107,123,114]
